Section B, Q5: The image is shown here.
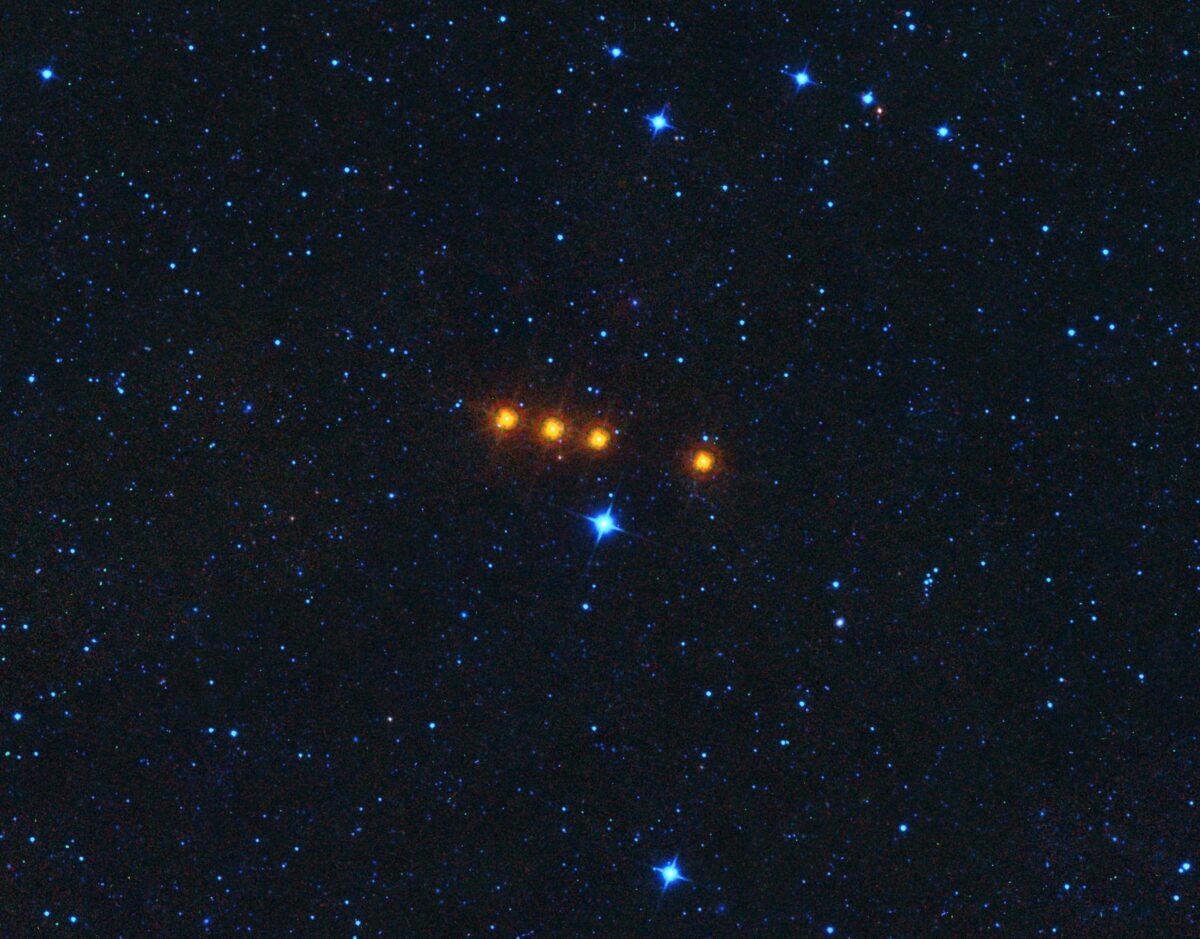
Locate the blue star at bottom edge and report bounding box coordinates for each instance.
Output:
[653,857,688,890]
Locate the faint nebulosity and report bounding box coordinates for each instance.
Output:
[3,5,1197,936]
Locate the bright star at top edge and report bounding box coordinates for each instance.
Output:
[654,857,687,890]
[647,111,670,134]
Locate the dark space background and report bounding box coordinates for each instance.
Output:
[2,3,1197,936]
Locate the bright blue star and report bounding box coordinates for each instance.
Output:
[40,67,53,81]
[793,70,811,88]
[654,857,688,890]
[936,125,951,138]
[861,91,874,105]
[647,110,670,135]
[610,47,622,59]
[588,508,621,543]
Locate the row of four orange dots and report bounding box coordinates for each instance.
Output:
[491,404,717,475]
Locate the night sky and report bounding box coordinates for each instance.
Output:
[4,4,1198,936]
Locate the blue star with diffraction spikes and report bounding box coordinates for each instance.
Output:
[653,857,688,891]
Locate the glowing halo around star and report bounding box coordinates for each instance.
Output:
[585,425,612,452]
[539,416,566,443]
[690,447,716,475]
[492,405,520,431]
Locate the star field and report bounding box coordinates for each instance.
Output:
[2,4,1198,937]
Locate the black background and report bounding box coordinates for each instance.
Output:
[2,4,1197,936]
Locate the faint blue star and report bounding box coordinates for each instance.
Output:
[653,857,688,890]
[647,110,670,135]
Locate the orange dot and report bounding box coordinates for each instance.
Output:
[585,426,612,451]
[540,416,566,442]
[493,406,520,430]
[691,448,716,474]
